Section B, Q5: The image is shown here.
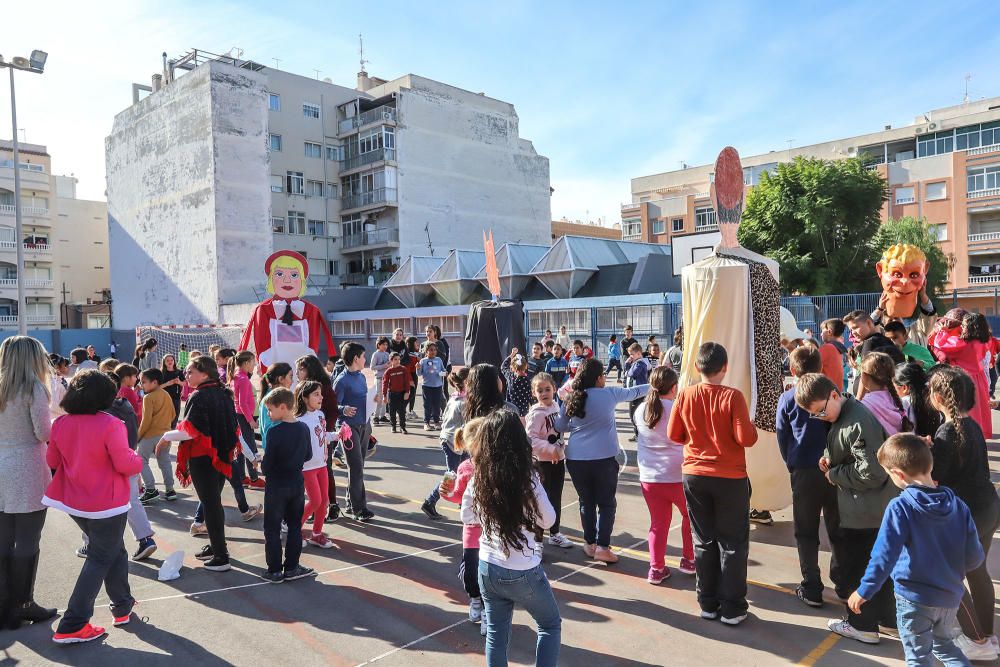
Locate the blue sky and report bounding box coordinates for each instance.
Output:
[4,0,1000,226]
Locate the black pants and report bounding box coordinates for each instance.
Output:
[408,373,418,411]
[628,398,643,436]
[58,513,133,634]
[264,484,305,574]
[237,414,259,481]
[566,457,618,547]
[836,527,895,632]
[344,421,371,513]
[0,509,46,559]
[459,547,481,599]
[538,460,566,535]
[991,367,997,397]
[422,385,443,424]
[188,456,228,558]
[959,499,1000,639]
[388,391,408,429]
[683,474,750,618]
[605,358,623,380]
[195,452,250,520]
[790,468,844,598]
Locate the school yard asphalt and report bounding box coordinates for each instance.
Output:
[2,404,999,667]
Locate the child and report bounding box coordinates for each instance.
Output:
[542,339,555,363]
[417,342,446,430]
[625,343,652,441]
[229,351,263,488]
[503,349,532,416]
[893,362,941,438]
[258,362,294,452]
[295,354,342,520]
[645,335,657,356]
[665,332,683,374]
[527,342,546,379]
[776,347,843,606]
[929,310,993,438]
[295,380,336,548]
[114,364,142,420]
[137,369,177,503]
[525,372,573,549]
[421,368,470,521]
[667,342,758,625]
[859,352,911,436]
[404,336,420,419]
[795,373,897,644]
[381,352,412,433]
[97,358,118,373]
[884,320,936,370]
[160,354,184,426]
[636,366,694,584]
[605,335,623,381]
[178,343,189,369]
[566,340,588,378]
[333,342,374,522]
[646,342,661,369]
[45,370,143,644]
[544,344,569,388]
[260,387,316,583]
[460,410,561,665]
[370,336,391,425]
[928,366,1000,660]
[848,433,984,664]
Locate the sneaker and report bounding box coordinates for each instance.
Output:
[189,522,208,536]
[283,565,316,581]
[132,537,157,561]
[955,634,999,662]
[260,571,285,584]
[241,477,252,487]
[248,478,266,490]
[627,436,638,442]
[423,424,433,432]
[720,614,748,626]
[990,636,999,654]
[421,501,445,521]
[280,521,289,533]
[242,504,263,522]
[164,490,178,501]
[594,546,619,563]
[469,597,483,623]
[547,533,574,548]
[353,509,375,523]
[401,427,409,435]
[408,410,418,420]
[392,427,398,434]
[202,555,231,572]
[749,509,773,526]
[583,543,597,558]
[333,453,347,468]
[138,489,160,504]
[827,619,879,644]
[195,545,214,561]
[326,504,341,523]
[796,586,823,608]
[700,609,719,620]
[75,544,88,558]
[112,602,136,626]
[647,567,670,585]
[307,532,334,549]
[678,558,696,575]
[52,623,107,644]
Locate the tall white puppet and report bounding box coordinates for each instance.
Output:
[678,147,790,511]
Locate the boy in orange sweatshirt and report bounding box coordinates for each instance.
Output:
[667,342,758,625]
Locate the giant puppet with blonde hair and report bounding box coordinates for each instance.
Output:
[239,250,336,372]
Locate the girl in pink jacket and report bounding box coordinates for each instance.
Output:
[43,369,143,644]
[524,373,573,549]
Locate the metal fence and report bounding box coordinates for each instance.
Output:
[780,293,882,332]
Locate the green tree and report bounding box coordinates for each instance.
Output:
[737,156,887,294]
[872,216,953,298]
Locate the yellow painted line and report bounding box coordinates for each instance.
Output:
[796,633,841,666]
[616,545,797,595]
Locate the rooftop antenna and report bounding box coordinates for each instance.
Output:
[964,74,972,104]
[313,69,321,80]
[424,222,435,256]
[359,33,369,76]
[272,57,281,69]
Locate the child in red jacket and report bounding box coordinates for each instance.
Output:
[43,370,143,644]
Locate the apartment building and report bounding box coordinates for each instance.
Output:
[550,219,621,241]
[107,49,550,330]
[622,96,1000,304]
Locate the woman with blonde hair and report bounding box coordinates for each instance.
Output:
[0,336,58,629]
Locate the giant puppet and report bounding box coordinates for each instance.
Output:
[678,147,790,511]
[240,250,336,372]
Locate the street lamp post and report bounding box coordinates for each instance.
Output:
[0,50,47,335]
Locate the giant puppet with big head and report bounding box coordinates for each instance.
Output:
[678,147,790,511]
[239,250,336,373]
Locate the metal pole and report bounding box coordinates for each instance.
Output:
[9,67,27,336]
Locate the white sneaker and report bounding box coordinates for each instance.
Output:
[954,634,999,661]
[827,619,879,644]
[547,533,574,548]
[189,522,208,536]
[242,504,262,522]
[468,597,483,623]
[990,636,999,654]
[720,614,748,626]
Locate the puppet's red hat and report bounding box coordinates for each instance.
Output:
[264,250,309,278]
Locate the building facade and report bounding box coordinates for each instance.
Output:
[550,219,621,241]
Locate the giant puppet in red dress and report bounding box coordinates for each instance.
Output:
[239,250,336,373]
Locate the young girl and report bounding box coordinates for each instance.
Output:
[503,350,532,416]
[45,370,143,644]
[215,348,235,385]
[421,368,470,521]
[404,336,420,419]
[460,410,560,665]
[114,364,142,420]
[437,418,486,634]
[858,352,911,436]
[929,309,993,438]
[525,373,572,549]
[296,354,341,521]
[892,362,941,438]
[463,363,519,423]
[160,354,184,427]
[294,380,335,549]
[634,366,694,584]
[132,338,159,372]
[228,351,262,488]
[928,366,1000,657]
[646,342,661,369]
[259,362,294,452]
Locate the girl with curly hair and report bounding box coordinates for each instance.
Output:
[892,362,941,438]
[858,352,912,435]
[928,309,992,437]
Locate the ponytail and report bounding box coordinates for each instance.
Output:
[644,366,679,429]
[565,358,604,420]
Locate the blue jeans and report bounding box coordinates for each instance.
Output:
[895,594,969,667]
[478,560,560,667]
[422,385,443,424]
[426,440,468,506]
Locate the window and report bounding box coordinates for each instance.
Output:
[271,216,285,233]
[326,145,342,161]
[268,133,282,151]
[308,220,325,236]
[672,218,684,233]
[304,141,322,158]
[370,318,410,335]
[526,309,591,337]
[329,260,339,276]
[928,224,947,241]
[308,259,327,275]
[967,165,1000,193]
[652,219,665,235]
[286,171,304,195]
[894,186,915,204]
[268,93,280,111]
[956,124,982,150]
[307,180,324,197]
[270,174,284,193]
[332,320,365,336]
[303,102,320,119]
[622,217,641,240]
[326,182,338,199]
[287,211,306,235]
[925,182,946,200]
[917,130,955,158]
[695,207,717,230]
[416,315,462,335]
[87,314,110,329]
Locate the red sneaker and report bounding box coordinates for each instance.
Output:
[113,601,137,626]
[248,478,266,490]
[53,623,107,644]
[241,477,252,487]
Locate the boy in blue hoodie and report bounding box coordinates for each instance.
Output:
[849,433,984,665]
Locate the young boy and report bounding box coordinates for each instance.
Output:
[178,343,189,369]
[370,336,391,425]
[566,340,589,378]
[137,369,177,504]
[544,344,568,388]
[417,343,446,430]
[776,347,843,607]
[625,343,652,441]
[667,342,758,625]
[820,318,850,392]
[381,352,413,434]
[795,373,898,644]
[334,342,374,522]
[260,387,316,583]
[541,340,556,364]
[884,321,936,370]
[526,342,546,379]
[848,433,983,664]
[605,335,623,381]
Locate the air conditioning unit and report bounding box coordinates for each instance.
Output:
[382,110,393,120]
[915,127,925,135]
[928,122,938,130]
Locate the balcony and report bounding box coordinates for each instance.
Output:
[0,204,49,218]
[0,240,52,257]
[0,278,54,291]
[895,197,916,205]
[340,148,396,173]
[0,313,56,328]
[338,105,397,134]
[968,188,1000,200]
[341,187,398,212]
[969,274,1000,285]
[968,232,1000,243]
[966,144,1000,157]
[340,270,395,286]
[341,227,400,251]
